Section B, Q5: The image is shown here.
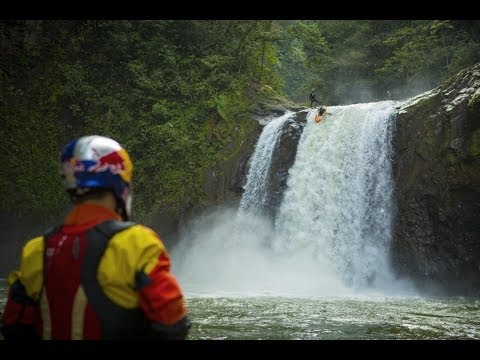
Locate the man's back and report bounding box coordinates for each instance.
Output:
[1,135,190,340]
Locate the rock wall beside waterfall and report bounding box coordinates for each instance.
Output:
[242,110,308,219]
[391,62,480,296]
[160,116,262,246]
[154,96,307,249]
[263,112,307,219]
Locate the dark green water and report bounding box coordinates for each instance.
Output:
[1,280,478,340]
[184,295,480,340]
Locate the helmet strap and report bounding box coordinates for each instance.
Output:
[115,197,129,221]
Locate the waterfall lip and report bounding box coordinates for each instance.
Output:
[397,88,442,113]
[257,110,295,126]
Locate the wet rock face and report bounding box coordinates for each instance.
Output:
[391,62,480,296]
[165,108,307,245]
[262,111,307,219]
[241,110,308,220]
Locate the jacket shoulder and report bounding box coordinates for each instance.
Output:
[102,224,167,274]
[110,223,164,247]
[9,236,45,299]
[97,223,168,305]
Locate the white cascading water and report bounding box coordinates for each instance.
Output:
[172,101,415,297]
[273,101,398,290]
[239,111,294,215]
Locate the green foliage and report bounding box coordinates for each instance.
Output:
[276,21,331,103]
[0,68,66,221]
[1,19,479,224]
[276,20,480,104]
[0,20,282,223]
[374,20,480,99]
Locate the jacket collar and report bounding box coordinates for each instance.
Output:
[64,203,122,228]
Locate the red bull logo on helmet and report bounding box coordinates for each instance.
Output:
[89,150,125,174]
[87,149,133,183]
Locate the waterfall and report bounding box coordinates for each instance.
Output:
[239,111,294,215]
[173,101,414,296]
[273,101,398,289]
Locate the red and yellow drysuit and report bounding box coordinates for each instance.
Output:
[0,203,190,340]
